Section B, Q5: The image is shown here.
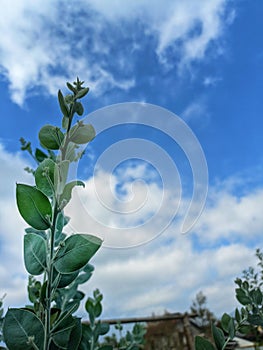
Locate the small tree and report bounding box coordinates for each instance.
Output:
[190,291,216,331]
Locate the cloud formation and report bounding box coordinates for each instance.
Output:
[0,143,261,317]
[0,0,233,105]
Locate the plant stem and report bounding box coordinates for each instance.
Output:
[43,202,60,350]
[60,103,75,161]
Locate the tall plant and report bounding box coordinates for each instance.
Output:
[2,78,105,350]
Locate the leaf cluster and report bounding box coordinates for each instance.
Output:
[79,289,112,350]
[102,323,146,350]
[195,249,263,350]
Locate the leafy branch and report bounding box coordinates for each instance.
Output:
[2,79,104,350]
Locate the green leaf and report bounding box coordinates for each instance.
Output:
[235,308,240,323]
[67,318,82,349]
[73,291,85,301]
[221,313,231,333]
[247,314,263,326]
[66,82,77,94]
[25,227,46,240]
[52,314,76,349]
[243,281,249,290]
[251,288,262,304]
[35,158,56,197]
[64,94,74,104]
[239,325,252,334]
[54,212,67,246]
[69,123,95,144]
[94,302,102,318]
[55,211,64,232]
[95,322,110,336]
[35,148,48,163]
[75,270,93,285]
[62,115,69,130]
[75,102,84,116]
[39,125,64,150]
[54,234,102,273]
[212,324,225,350]
[75,87,89,99]
[228,318,235,340]
[24,233,47,275]
[195,336,215,350]
[16,184,52,230]
[78,324,92,350]
[58,90,69,117]
[53,269,79,288]
[3,308,44,350]
[236,289,251,305]
[85,298,95,325]
[59,180,85,209]
[39,281,48,309]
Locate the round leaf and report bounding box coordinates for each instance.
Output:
[75,102,84,116]
[39,124,64,150]
[16,184,52,230]
[24,233,47,275]
[3,308,44,350]
[69,124,95,144]
[35,158,56,197]
[54,234,102,273]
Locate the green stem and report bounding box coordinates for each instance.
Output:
[60,102,75,161]
[43,202,60,350]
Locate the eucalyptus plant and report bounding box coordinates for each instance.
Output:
[2,78,105,350]
[195,250,263,350]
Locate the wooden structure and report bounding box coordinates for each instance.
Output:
[143,313,197,350]
[84,312,198,350]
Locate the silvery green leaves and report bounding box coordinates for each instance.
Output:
[39,125,64,150]
[24,233,47,275]
[69,122,95,145]
[16,184,52,230]
[79,289,111,350]
[3,308,44,350]
[54,234,102,274]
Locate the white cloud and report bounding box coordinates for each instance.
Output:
[196,187,263,243]
[0,0,234,104]
[0,144,33,307]
[203,76,222,87]
[0,144,261,320]
[181,99,209,123]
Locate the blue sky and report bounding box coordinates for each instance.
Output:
[0,0,263,320]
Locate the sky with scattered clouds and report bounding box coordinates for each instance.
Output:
[0,0,263,322]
